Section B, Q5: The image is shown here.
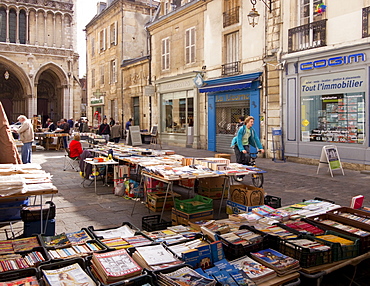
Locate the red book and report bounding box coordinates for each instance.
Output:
[350,195,364,209]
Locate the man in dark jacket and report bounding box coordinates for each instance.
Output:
[98,118,110,142]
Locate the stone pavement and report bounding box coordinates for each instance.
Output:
[2,145,370,285]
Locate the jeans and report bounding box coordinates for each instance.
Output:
[21,142,32,164]
[62,136,68,149]
[102,134,110,142]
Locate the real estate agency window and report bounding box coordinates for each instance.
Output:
[161,90,194,133]
[300,71,366,144]
[110,60,117,83]
[185,27,195,64]
[161,37,170,70]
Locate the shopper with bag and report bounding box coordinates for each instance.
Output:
[98,118,111,142]
[231,116,264,181]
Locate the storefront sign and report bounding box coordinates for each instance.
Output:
[301,69,365,96]
[158,78,194,93]
[216,94,250,102]
[300,53,366,71]
[90,97,104,106]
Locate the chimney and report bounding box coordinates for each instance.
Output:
[97,1,107,14]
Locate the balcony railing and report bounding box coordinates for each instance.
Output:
[362,6,370,38]
[223,6,240,28]
[288,19,327,53]
[222,61,241,76]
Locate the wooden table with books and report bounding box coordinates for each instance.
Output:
[34,132,69,150]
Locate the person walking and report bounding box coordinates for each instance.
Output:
[111,121,122,143]
[16,115,34,164]
[231,116,264,181]
[98,118,111,142]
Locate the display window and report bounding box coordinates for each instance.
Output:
[161,91,194,133]
[301,92,365,144]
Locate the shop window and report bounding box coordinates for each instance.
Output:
[19,10,26,44]
[162,91,194,133]
[185,27,195,64]
[301,93,365,144]
[133,97,140,126]
[0,8,5,42]
[216,103,249,135]
[161,37,170,70]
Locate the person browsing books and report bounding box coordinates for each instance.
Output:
[69,133,83,159]
[98,118,111,142]
[230,116,264,181]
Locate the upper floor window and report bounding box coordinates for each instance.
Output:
[0,7,26,44]
[110,59,117,83]
[99,29,106,52]
[161,37,170,70]
[223,31,240,75]
[100,64,105,85]
[91,69,95,88]
[300,0,323,25]
[185,27,195,64]
[363,6,370,38]
[91,37,95,57]
[0,8,6,42]
[19,10,26,44]
[110,22,117,46]
[223,0,239,27]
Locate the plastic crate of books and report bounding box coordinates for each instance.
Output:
[142,215,172,232]
[0,197,29,222]
[174,195,213,214]
[20,201,56,222]
[278,238,332,268]
[264,195,282,209]
[217,225,267,260]
[306,230,360,262]
[0,267,39,283]
[38,257,98,286]
[88,222,141,240]
[304,214,370,253]
[277,221,326,236]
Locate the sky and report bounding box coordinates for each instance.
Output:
[76,0,98,77]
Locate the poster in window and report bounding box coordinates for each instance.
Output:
[326,103,338,113]
[348,114,357,121]
[348,98,358,105]
[327,113,338,122]
[358,123,364,132]
[337,105,345,112]
[348,105,357,113]
[338,114,347,121]
[358,102,364,112]
[358,113,364,123]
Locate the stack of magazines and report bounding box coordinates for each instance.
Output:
[0,276,39,286]
[131,244,183,270]
[250,249,300,276]
[91,249,142,284]
[157,266,216,286]
[42,263,96,286]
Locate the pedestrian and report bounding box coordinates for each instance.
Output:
[109,117,115,127]
[16,115,34,164]
[235,115,245,135]
[98,118,110,142]
[230,116,264,181]
[67,117,74,129]
[111,121,122,143]
[55,119,70,149]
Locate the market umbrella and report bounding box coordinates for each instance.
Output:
[0,102,22,164]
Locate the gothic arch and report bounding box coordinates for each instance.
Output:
[34,62,68,87]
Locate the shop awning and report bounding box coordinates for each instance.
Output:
[198,72,262,93]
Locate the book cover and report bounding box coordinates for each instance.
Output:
[66,230,91,244]
[230,255,276,281]
[135,245,176,266]
[12,237,40,252]
[93,225,136,239]
[161,266,216,286]
[250,249,299,270]
[210,241,224,264]
[0,276,39,286]
[43,233,71,248]
[197,244,212,270]
[42,263,96,286]
[92,249,141,278]
[181,249,199,268]
[350,195,364,209]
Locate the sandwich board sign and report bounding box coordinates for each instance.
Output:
[317,145,344,177]
[126,126,142,146]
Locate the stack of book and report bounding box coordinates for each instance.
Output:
[131,244,183,270]
[319,220,370,237]
[91,249,142,284]
[315,234,355,246]
[284,239,331,252]
[91,225,136,239]
[0,275,39,286]
[254,225,298,240]
[42,263,96,286]
[219,229,263,247]
[283,221,325,235]
[230,255,277,284]
[251,249,300,276]
[157,266,217,286]
[101,235,152,249]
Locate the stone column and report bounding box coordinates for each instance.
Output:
[35,12,38,45]
[26,11,29,44]
[16,9,19,44]
[53,13,56,47]
[61,14,64,48]
[27,96,37,119]
[63,85,70,119]
[44,12,47,46]
[6,9,9,43]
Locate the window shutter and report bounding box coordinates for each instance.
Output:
[107,25,111,49]
[114,21,118,45]
[103,28,106,50]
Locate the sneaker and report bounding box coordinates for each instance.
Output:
[235,176,244,182]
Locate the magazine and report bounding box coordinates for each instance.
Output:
[43,233,71,248]
[42,263,96,286]
[160,266,216,286]
[135,244,177,266]
[93,225,136,239]
[250,249,300,274]
[66,230,91,244]
[0,276,39,286]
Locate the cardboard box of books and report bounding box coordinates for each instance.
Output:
[226,200,261,215]
[146,191,181,212]
[179,178,195,188]
[171,208,213,225]
[229,184,264,206]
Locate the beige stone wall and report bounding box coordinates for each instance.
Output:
[85,0,154,127]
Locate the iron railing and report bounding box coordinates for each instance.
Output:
[222,61,241,76]
[288,19,327,53]
[223,6,240,28]
[362,6,370,38]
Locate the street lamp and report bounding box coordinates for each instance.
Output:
[247,0,272,27]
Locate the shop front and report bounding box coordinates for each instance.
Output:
[284,46,369,164]
[200,72,262,153]
[156,72,202,148]
[90,97,104,128]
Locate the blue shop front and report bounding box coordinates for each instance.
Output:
[199,72,262,153]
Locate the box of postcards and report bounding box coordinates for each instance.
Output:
[328,207,370,232]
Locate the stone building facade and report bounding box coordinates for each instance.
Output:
[85,0,155,130]
[0,0,80,124]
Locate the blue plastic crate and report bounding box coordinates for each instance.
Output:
[0,198,29,222]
